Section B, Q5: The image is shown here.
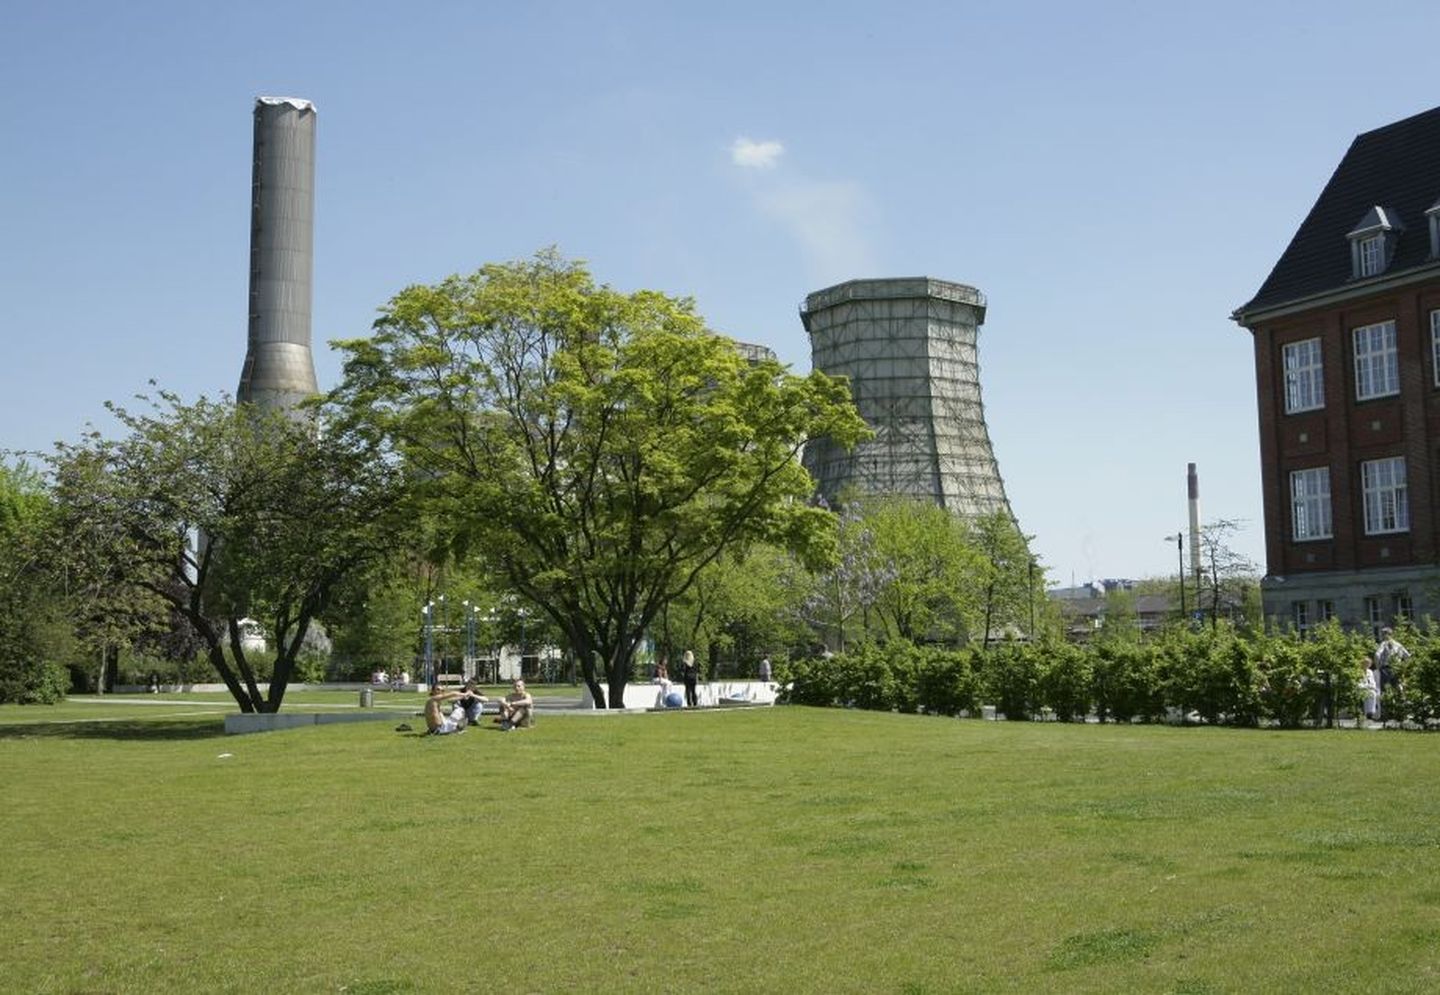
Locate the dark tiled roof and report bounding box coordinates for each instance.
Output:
[1235,105,1440,319]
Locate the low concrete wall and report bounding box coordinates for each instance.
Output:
[114,681,431,695]
[224,710,406,736]
[579,680,779,710]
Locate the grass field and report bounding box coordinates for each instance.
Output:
[1,701,1437,993]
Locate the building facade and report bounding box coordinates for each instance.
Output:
[800,277,1013,519]
[1233,106,1440,632]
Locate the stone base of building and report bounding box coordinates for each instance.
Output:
[1262,564,1440,632]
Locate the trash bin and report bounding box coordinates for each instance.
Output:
[360,687,374,708]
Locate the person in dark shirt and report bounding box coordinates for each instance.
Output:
[681,649,700,708]
[456,680,489,726]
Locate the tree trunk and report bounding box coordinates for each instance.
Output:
[570,634,606,708]
[207,642,255,712]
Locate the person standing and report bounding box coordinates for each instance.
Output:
[758,655,772,683]
[1360,657,1381,724]
[1375,627,1410,700]
[681,649,700,708]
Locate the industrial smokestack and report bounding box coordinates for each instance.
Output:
[1187,463,1202,595]
[237,96,319,410]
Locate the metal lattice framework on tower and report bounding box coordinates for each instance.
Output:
[800,277,1013,519]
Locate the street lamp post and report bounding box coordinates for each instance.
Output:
[463,601,476,678]
[1165,533,1185,620]
[422,601,435,687]
[484,611,498,684]
[437,594,448,677]
[517,607,530,681]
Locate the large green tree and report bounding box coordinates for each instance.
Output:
[0,460,71,703]
[330,251,868,707]
[45,393,410,712]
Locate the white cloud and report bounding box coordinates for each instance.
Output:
[730,137,784,170]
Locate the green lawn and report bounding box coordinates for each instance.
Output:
[0,704,1436,993]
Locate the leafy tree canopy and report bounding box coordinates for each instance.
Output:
[44,392,411,712]
[329,250,869,706]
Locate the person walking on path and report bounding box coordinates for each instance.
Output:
[681,649,700,708]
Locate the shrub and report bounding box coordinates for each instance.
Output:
[980,639,1040,720]
[915,647,980,717]
[1093,641,1165,723]
[1036,640,1092,721]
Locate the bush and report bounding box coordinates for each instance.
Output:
[979,640,1040,720]
[1036,640,1092,721]
[0,607,71,704]
[781,623,1440,730]
[1093,641,1165,723]
[915,647,980,717]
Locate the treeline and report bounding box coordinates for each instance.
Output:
[783,621,1440,728]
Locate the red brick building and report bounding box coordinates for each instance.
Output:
[1233,106,1440,633]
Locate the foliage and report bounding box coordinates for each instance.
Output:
[330,251,868,707]
[1036,640,1092,721]
[784,622,1440,728]
[0,459,70,703]
[797,500,893,653]
[43,392,411,713]
[913,646,981,717]
[977,639,1041,720]
[973,511,1043,646]
[657,543,812,678]
[1196,519,1261,631]
[1092,641,1165,723]
[863,496,991,645]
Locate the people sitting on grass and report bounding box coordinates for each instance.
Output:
[456,680,489,726]
[424,684,470,735]
[495,679,533,730]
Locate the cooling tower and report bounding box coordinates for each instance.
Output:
[237,96,319,410]
[801,277,1013,519]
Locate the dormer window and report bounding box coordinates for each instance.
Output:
[1358,235,1385,276]
[1347,206,1401,279]
[1427,198,1440,258]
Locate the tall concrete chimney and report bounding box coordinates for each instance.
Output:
[237,97,319,410]
[1187,463,1202,595]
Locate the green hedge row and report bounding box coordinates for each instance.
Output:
[781,622,1440,728]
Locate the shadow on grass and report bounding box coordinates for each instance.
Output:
[0,718,228,742]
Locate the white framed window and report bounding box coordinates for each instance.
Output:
[1292,601,1311,635]
[1282,338,1324,413]
[1289,467,1332,540]
[1365,596,1384,638]
[1393,591,1413,623]
[1318,600,1336,623]
[1357,235,1385,276]
[1432,310,1440,387]
[1354,320,1399,400]
[1361,456,1409,534]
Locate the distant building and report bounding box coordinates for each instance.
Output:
[1048,587,1173,641]
[731,339,778,366]
[1232,106,1440,633]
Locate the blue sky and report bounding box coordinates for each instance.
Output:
[4,0,1439,586]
